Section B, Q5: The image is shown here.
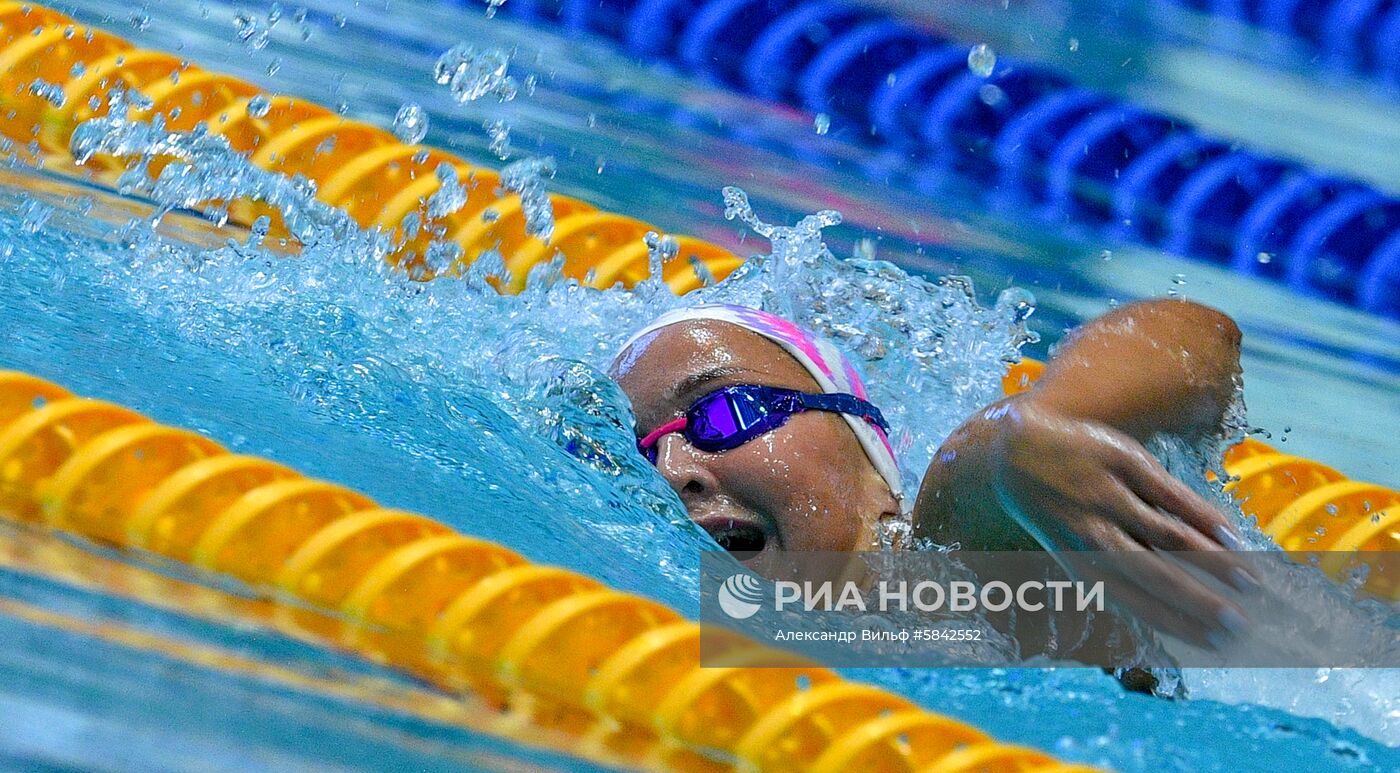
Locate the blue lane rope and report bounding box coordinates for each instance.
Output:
[1152,0,1400,85]
[452,0,1400,318]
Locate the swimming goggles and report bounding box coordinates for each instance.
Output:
[636,384,891,464]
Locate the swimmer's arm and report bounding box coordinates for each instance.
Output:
[1011,297,1244,445]
[913,297,1242,551]
[912,299,1250,646]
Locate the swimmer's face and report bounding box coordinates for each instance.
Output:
[612,320,898,562]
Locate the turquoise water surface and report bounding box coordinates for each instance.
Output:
[1,1,1398,770]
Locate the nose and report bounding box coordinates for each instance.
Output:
[654,435,721,499]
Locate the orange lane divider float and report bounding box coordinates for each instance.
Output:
[0,4,1391,586]
[0,369,1100,773]
[1220,438,1399,598]
[0,2,743,293]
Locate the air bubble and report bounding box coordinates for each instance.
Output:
[813,113,830,135]
[246,95,271,118]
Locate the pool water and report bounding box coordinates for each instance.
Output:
[1,0,1397,770]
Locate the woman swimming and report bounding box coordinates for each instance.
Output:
[611,298,1254,647]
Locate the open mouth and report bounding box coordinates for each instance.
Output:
[694,515,769,560]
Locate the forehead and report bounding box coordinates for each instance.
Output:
[611,320,818,402]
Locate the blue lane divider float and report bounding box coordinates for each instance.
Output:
[468,0,1400,318]
[1158,0,1400,85]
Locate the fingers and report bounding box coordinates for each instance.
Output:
[1111,442,1237,545]
[1078,524,1249,651]
[1098,480,1259,594]
[1108,441,1263,591]
[1096,567,1214,649]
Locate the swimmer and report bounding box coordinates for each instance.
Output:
[611,298,1253,649]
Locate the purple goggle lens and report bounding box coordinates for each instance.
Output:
[637,384,889,464]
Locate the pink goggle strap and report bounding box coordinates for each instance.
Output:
[638,416,689,452]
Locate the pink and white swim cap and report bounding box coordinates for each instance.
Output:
[616,304,902,500]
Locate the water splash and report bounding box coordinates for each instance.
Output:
[6,135,1400,754]
[69,111,387,258]
[425,163,467,220]
[500,156,556,242]
[433,43,518,103]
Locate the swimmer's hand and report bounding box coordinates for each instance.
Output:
[915,395,1253,647]
[912,298,1255,648]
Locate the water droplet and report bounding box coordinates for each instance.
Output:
[1099,249,1112,261]
[1172,273,1186,285]
[484,0,509,18]
[813,113,830,135]
[426,163,467,219]
[853,238,877,261]
[266,58,282,77]
[967,44,996,78]
[501,156,557,241]
[484,119,511,159]
[392,102,429,144]
[129,13,149,32]
[977,84,1005,106]
[1069,38,1079,52]
[996,287,1037,323]
[27,79,65,108]
[643,230,679,281]
[434,43,517,103]
[1256,251,1273,264]
[246,94,271,118]
[247,215,271,248]
[233,12,270,50]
